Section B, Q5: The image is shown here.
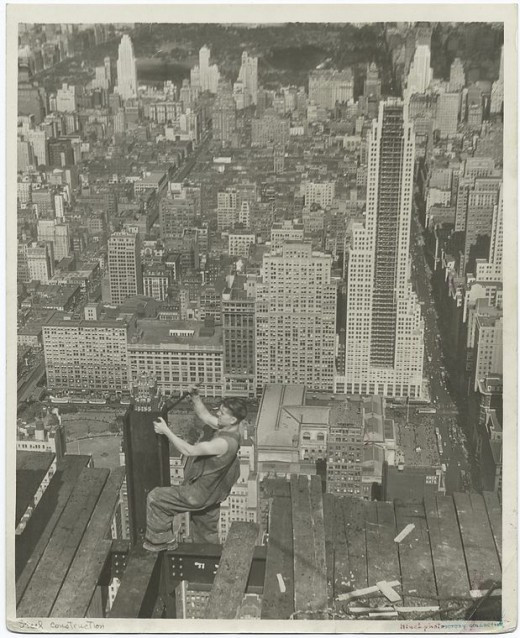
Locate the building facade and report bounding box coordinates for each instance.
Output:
[222,275,256,397]
[256,243,336,392]
[127,320,224,397]
[42,311,132,392]
[345,100,424,398]
[116,35,137,101]
[108,232,143,305]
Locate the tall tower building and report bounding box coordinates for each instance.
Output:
[364,62,382,100]
[476,184,503,282]
[345,100,424,398]
[449,57,466,92]
[108,232,143,305]
[405,45,433,100]
[199,45,210,88]
[193,45,219,93]
[235,51,258,108]
[222,274,256,398]
[116,35,137,101]
[255,243,336,393]
[212,80,236,144]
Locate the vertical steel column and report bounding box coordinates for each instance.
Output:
[122,374,171,547]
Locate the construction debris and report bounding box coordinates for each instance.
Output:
[394,523,415,543]
[369,611,399,619]
[376,580,402,602]
[397,606,440,613]
[276,573,286,593]
[335,580,400,602]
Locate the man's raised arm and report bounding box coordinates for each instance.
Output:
[188,385,219,429]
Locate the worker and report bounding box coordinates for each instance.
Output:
[143,386,247,552]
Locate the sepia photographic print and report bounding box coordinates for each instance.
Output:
[6,3,517,633]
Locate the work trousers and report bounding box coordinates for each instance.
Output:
[146,484,221,545]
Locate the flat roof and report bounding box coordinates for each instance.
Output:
[131,319,222,347]
[45,311,128,329]
[386,465,440,501]
[394,419,441,467]
[256,384,306,449]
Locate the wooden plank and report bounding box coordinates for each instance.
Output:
[109,550,162,618]
[206,522,259,619]
[482,491,502,564]
[453,493,501,592]
[86,586,105,618]
[261,497,294,619]
[17,468,109,617]
[366,501,400,587]
[424,493,471,603]
[322,493,335,604]
[309,476,328,612]
[342,497,368,591]
[51,467,125,617]
[332,496,350,599]
[394,500,438,609]
[290,474,326,616]
[51,541,111,618]
[16,455,91,601]
[16,452,55,526]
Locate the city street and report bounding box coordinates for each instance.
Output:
[410,213,471,493]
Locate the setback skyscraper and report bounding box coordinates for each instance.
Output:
[345,100,424,398]
[116,35,137,101]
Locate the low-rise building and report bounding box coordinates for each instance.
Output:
[127,319,224,397]
[42,308,134,393]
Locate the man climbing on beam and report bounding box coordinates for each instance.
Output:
[143,386,247,551]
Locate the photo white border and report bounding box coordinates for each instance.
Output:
[5,3,517,634]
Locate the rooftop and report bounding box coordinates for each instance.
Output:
[130,319,222,347]
[256,384,306,449]
[393,418,441,467]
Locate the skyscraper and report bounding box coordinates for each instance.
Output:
[108,232,142,305]
[222,274,256,397]
[255,243,336,392]
[405,45,433,100]
[475,184,503,282]
[364,62,382,100]
[449,57,466,92]
[234,51,258,108]
[116,35,137,101]
[192,45,220,93]
[212,80,236,144]
[436,92,460,137]
[345,100,424,398]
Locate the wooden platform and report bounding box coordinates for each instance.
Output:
[16,453,125,618]
[14,461,502,622]
[260,477,502,621]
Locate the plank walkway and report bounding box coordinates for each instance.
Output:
[16,456,125,618]
[321,492,501,618]
[206,522,259,619]
[15,459,502,622]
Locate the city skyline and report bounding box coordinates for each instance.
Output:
[8,12,514,628]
